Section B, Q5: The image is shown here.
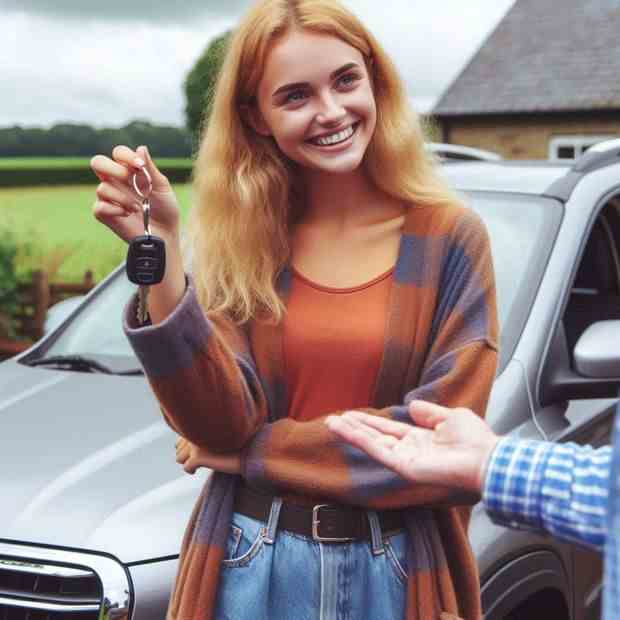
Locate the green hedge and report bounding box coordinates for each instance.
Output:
[0,162,193,187]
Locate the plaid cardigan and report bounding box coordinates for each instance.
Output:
[124,203,499,620]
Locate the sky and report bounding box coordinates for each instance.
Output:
[1,0,516,129]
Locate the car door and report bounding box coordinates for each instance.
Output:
[539,200,620,620]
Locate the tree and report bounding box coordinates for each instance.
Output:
[183,31,231,146]
[0,122,192,158]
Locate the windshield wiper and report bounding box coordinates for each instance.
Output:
[28,355,143,376]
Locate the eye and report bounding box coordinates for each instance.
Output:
[336,72,361,89]
[284,89,308,104]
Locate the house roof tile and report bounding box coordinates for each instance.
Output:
[433,0,620,116]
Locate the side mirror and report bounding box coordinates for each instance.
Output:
[574,321,620,379]
[540,320,620,406]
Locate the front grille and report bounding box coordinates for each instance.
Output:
[0,543,131,620]
[0,563,101,619]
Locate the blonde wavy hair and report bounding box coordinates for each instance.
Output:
[190,0,461,324]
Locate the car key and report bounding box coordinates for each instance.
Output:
[126,167,166,324]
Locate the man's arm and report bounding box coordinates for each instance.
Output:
[483,437,611,551]
[326,401,612,550]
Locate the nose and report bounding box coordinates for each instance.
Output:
[316,91,346,126]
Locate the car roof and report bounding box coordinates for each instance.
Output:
[439,161,571,196]
[427,142,503,162]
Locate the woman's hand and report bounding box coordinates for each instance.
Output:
[175,437,242,475]
[91,144,187,324]
[90,145,180,244]
[325,401,501,495]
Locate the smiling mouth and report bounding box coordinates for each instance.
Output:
[308,122,360,147]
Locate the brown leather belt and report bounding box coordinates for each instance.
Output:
[234,484,406,543]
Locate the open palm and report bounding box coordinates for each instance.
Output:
[325,401,500,494]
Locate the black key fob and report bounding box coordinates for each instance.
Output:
[126,235,166,285]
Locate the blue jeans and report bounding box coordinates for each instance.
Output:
[215,498,408,620]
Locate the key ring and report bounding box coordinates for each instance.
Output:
[132,166,153,236]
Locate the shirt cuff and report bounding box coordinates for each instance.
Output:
[482,436,555,532]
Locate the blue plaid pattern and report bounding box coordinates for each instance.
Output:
[484,437,610,548]
[604,407,620,620]
[483,424,616,617]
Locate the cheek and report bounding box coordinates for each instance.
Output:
[270,111,312,148]
[356,87,377,123]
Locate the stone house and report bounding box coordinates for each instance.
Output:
[432,0,620,160]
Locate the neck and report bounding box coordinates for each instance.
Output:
[300,166,400,230]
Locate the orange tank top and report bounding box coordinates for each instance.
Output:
[283,268,394,506]
[282,265,393,504]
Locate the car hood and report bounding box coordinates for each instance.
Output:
[0,359,207,564]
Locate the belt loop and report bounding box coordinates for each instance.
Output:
[264,497,283,544]
[367,510,385,555]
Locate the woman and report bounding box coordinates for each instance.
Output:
[90,1,498,618]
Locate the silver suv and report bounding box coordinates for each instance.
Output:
[2,142,620,620]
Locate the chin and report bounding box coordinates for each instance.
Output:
[311,160,365,175]
[298,149,368,176]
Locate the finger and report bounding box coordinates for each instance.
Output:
[92,199,132,220]
[325,415,361,440]
[407,400,451,429]
[183,460,197,475]
[176,444,190,464]
[328,417,401,470]
[175,437,186,451]
[342,411,411,439]
[327,416,400,454]
[136,145,170,192]
[338,414,400,449]
[90,154,133,184]
[112,145,145,170]
[95,182,141,214]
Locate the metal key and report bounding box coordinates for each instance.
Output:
[137,279,150,325]
[126,167,166,324]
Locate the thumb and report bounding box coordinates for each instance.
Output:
[183,457,198,475]
[407,400,450,429]
[137,145,170,191]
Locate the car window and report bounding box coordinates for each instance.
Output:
[43,270,138,361]
[465,191,563,370]
[563,200,620,355]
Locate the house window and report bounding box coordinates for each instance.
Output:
[549,135,617,162]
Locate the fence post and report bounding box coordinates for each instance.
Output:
[84,270,94,288]
[32,270,50,340]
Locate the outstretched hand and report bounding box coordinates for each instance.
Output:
[325,401,500,494]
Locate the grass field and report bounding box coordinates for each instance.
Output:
[0,183,193,282]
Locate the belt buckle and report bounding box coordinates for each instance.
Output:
[312,504,354,543]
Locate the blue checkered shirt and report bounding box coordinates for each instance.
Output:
[483,410,618,619]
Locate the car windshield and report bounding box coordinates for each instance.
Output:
[465,191,562,368]
[40,192,562,373]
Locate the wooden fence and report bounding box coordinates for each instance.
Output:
[0,270,95,359]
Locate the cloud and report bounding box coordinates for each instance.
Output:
[0,12,232,127]
[3,0,253,24]
[1,0,516,127]
[340,0,516,111]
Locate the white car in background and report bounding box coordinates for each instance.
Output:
[426,142,502,162]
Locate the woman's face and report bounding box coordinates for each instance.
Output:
[252,30,377,176]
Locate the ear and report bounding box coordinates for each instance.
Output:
[240,102,272,137]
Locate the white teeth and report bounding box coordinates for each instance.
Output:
[314,125,355,146]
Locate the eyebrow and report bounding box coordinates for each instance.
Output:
[271,62,360,99]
